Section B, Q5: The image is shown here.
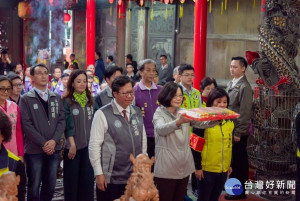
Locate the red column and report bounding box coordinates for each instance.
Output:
[86,0,95,69]
[193,0,207,91]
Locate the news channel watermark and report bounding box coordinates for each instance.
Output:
[224,178,243,195]
[225,178,296,196]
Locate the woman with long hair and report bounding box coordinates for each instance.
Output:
[62,69,97,201]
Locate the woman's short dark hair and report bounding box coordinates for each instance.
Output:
[63,69,93,106]
[112,75,134,95]
[0,110,12,143]
[158,82,183,107]
[200,77,217,91]
[0,75,12,87]
[61,73,69,79]
[206,87,229,107]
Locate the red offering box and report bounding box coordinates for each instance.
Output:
[179,107,240,122]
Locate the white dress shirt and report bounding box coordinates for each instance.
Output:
[231,75,244,88]
[161,64,168,70]
[89,99,147,176]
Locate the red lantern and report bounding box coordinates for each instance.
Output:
[18,1,32,19]
[164,0,169,4]
[118,0,122,5]
[180,0,185,3]
[64,13,71,24]
[140,0,144,6]
[109,0,114,4]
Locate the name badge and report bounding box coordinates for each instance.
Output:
[33,104,38,109]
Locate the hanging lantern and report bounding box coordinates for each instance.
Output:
[128,0,131,20]
[221,0,224,15]
[109,0,114,16]
[64,13,71,24]
[18,1,32,20]
[151,5,154,21]
[164,0,169,4]
[49,0,62,7]
[118,0,122,18]
[179,3,183,18]
[140,0,144,6]
[165,4,168,19]
[170,0,173,3]
[179,0,184,19]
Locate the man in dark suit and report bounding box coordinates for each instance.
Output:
[0,50,13,75]
[225,56,253,200]
[157,55,172,85]
[126,54,138,75]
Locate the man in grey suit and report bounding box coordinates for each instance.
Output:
[157,55,173,85]
[94,66,123,108]
[225,56,253,200]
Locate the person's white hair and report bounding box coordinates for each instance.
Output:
[87,64,95,69]
[173,66,179,74]
[63,69,72,75]
[137,59,156,71]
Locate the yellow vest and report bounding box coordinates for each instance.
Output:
[201,120,234,173]
[202,101,206,108]
[181,88,201,109]
[0,149,20,177]
[94,76,100,84]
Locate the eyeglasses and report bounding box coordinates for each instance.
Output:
[35,72,49,76]
[173,95,183,99]
[181,74,195,78]
[0,87,12,93]
[118,91,135,97]
[13,84,23,88]
[143,69,157,73]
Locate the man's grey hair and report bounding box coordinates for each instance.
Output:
[137,59,156,71]
[173,66,179,74]
[63,69,72,74]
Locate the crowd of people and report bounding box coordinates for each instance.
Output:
[0,49,255,201]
